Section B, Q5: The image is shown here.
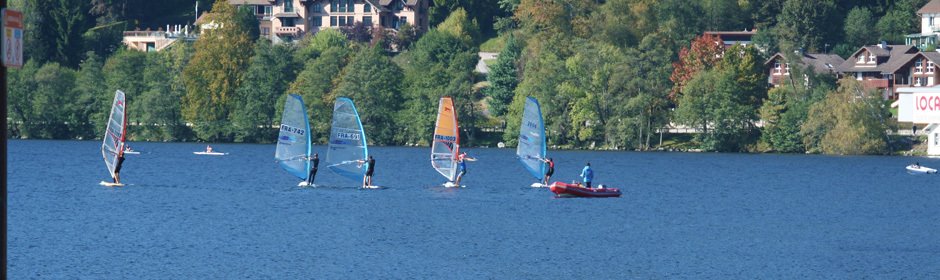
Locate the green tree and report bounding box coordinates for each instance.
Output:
[334,46,405,145]
[675,69,759,152]
[483,34,521,117]
[102,49,147,131]
[7,61,40,138]
[288,47,351,143]
[232,39,298,143]
[296,28,349,62]
[22,0,93,67]
[136,43,195,141]
[182,0,254,141]
[436,8,482,45]
[802,78,892,155]
[30,63,79,139]
[844,7,876,48]
[775,0,838,51]
[876,9,914,44]
[73,52,107,140]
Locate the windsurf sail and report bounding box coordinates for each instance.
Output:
[276,94,312,179]
[326,97,368,181]
[431,97,459,181]
[101,90,127,179]
[517,96,546,180]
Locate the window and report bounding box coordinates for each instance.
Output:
[347,16,355,26]
[257,5,265,15]
[917,77,928,86]
[858,55,865,63]
[392,16,399,28]
[312,16,322,27]
[363,16,372,26]
[400,16,407,26]
[282,18,295,27]
[929,61,936,73]
[916,60,924,73]
[262,27,270,35]
[331,16,337,27]
[312,3,322,13]
[339,16,346,26]
[364,3,372,13]
[284,0,294,13]
[331,1,338,12]
[774,62,781,74]
[339,0,346,12]
[347,0,355,13]
[868,55,876,63]
[932,16,935,26]
[394,0,403,10]
[784,63,790,74]
[265,6,273,15]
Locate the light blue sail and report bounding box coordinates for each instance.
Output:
[326,97,368,181]
[275,94,312,179]
[516,96,546,180]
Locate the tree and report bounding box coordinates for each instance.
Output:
[296,28,349,62]
[436,8,482,46]
[775,0,838,52]
[288,47,351,143]
[844,7,876,48]
[877,9,915,44]
[73,52,107,140]
[22,0,93,68]
[483,34,522,117]
[236,5,261,41]
[232,39,298,143]
[136,43,195,141]
[802,78,892,155]
[675,69,759,152]
[333,46,405,145]
[670,34,724,101]
[102,49,147,130]
[30,63,79,139]
[182,0,254,141]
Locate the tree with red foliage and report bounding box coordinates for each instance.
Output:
[669,35,725,102]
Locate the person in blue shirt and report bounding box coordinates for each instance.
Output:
[580,162,593,188]
[455,151,475,186]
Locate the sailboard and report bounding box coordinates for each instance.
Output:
[517,97,548,187]
[275,94,312,184]
[326,97,370,185]
[101,90,127,186]
[431,97,460,183]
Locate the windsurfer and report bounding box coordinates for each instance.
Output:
[541,157,554,185]
[206,145,213,153]
[306,153,319,185]
[358,155,375,187]
[113,150,125,184]
[455,152,475,186]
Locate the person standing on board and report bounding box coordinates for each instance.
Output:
[113,149,126,184]
[306,153,319,185]
[358,155,376,187]
[455,151,475,186]
[541,157,555,185]
[206,145,213,153]
[580,162,593,188]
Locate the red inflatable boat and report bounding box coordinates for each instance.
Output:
[549,182,621,198]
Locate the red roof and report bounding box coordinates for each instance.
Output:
[919,0,940,14]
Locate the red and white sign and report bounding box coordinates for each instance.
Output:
[3,8,24,68]
[913,92,940,122]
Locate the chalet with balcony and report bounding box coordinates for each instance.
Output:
[230,0,429,43]
[906,0,940,49]
[837,43,940,100]
[764,52,844,87]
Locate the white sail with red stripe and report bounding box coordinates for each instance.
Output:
[101,90,127,179]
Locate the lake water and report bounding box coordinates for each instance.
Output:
[7,140,940,278]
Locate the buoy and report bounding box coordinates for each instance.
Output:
[497,142,506,148]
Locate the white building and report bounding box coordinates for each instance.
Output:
[906,0,940,49]
[896,87,940,156]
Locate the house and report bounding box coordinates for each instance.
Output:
[764,51,844,87]
[229,0,429,43]
[122,25,197,52]
[837,43,940,100]
[703,30,756,48]
[906,0,940,49]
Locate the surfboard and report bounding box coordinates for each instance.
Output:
[297,181,317,187]
[101,90,127,185]
[326,97,370,186]
[432,97,460,185]
[518,96,548,187]
[99,181,125,187]
[276,94,313,185]
[194,151,227,156]
[443,182,465,188]
[362,185,384,189]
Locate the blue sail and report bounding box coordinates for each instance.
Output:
[326,97,368,181]
[516,97,546,180]
[275,94,312,179]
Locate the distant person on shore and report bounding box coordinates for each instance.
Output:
[306,153,319,185]
[455,151,475,186]
[541,157,555,185]
[580,162,593,188]
[113,148,126,184]
[358,155,375,187]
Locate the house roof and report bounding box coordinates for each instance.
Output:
[764,52,845,74]
[918,0,940,14]
[378,0,419,6]
[839,45,918,73]
[228,0,270,5]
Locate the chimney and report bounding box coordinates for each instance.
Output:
[880,41,888,49]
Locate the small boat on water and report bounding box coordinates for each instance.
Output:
[123,148,140,155]
[195,145,227,156]
[906,164,937,174]
[549,182,621,198]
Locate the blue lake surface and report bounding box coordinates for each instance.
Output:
[7,139,940,278]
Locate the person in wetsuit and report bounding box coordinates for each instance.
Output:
[580,162,593,188]
[306,153,319,185]
[362,155,375,187]
[541,157,555,185]
[455,152,475,186]
[113,150,125,184]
